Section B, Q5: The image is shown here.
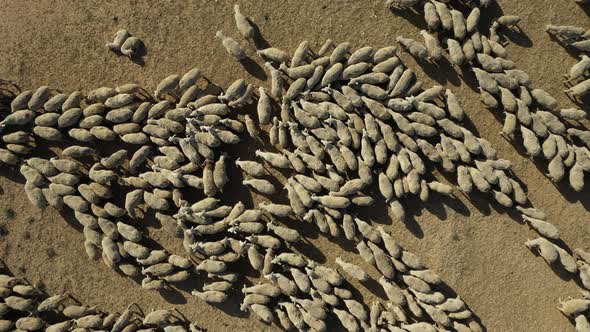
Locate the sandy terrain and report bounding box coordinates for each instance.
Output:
[0,0,589,331]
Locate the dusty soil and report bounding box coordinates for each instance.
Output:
[0,0,589,331]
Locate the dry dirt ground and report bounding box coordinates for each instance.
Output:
[0,0,589,331]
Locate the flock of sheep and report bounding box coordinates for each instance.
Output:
[387,0,590,330]
[0,0,589,331]
[0,261,205,331]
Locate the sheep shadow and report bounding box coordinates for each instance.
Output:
[239,57,268,81]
